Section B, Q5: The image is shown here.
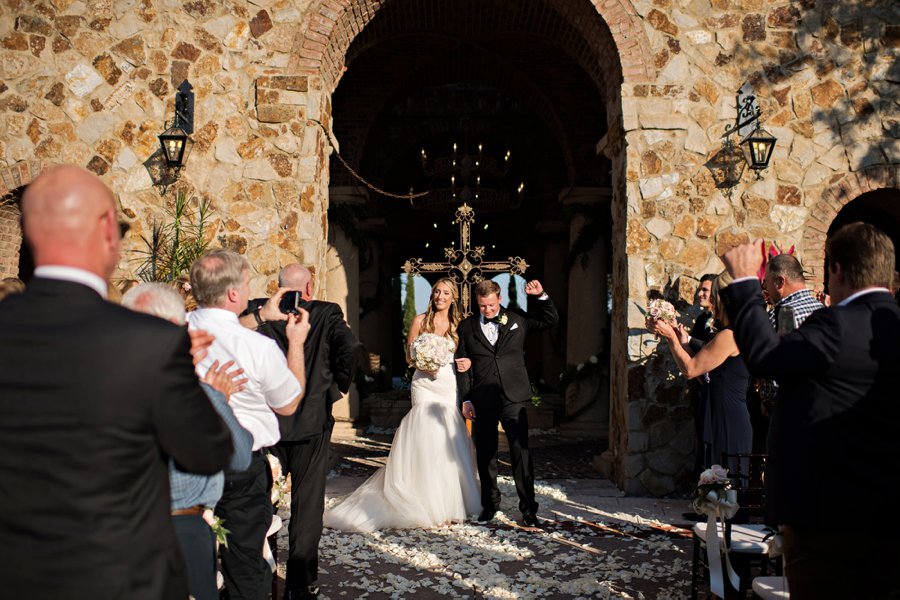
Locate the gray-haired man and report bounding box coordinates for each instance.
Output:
[188,250,310,600]
[123,282,253,600]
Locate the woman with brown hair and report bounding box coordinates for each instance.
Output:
[325,278,480,531]
[647,272,752,471]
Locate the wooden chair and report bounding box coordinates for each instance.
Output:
[691,453,776,599]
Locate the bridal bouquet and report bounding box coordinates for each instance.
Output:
[646,298,677,323]
[410,333,455,373]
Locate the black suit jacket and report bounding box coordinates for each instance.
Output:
[0,278,233,600]
[250,298,362,441]
[456,297,558,413]
[722,280,900,527]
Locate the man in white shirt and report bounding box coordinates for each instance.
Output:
[188,249,309,600]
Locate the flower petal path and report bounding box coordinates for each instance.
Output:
[273,432,693,599]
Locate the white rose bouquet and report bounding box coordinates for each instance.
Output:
[646,298,677,323]
[410,332,455,374]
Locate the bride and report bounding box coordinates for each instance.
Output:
[324,278,482,532]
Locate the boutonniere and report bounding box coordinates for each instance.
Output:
[498,313,508,326]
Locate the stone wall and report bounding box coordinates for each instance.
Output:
[0,0,329,294]
[615,0,899,494]
[0,0,897,496]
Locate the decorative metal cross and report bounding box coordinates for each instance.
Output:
[402,202,529,316]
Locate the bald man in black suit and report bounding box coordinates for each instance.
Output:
[0,165,233,599]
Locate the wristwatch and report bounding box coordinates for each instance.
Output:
[252,305,266,327]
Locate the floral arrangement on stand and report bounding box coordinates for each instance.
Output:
[691,465,736,514]
[410,333,455,374]
[692,465,741,597]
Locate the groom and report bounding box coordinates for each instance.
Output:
[457,279,558,526]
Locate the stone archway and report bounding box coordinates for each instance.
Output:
[289,0,652,92]
[280,0,655,483]
[801,166,899,289]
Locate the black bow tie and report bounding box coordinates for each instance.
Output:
[487,315,504,324]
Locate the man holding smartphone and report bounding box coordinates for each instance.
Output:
[241,264,362,600]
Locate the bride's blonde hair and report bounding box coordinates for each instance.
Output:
[421,278,461,348]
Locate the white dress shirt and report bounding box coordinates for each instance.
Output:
[480,316,499,346]
[836,287,890,306]
[188,307,302,451]
[32,265,108,298]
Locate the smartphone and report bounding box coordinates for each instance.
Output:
[278,291,303,315]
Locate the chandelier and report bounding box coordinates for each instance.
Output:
[416,134,524,213]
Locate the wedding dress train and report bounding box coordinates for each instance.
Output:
[324,363,481,532]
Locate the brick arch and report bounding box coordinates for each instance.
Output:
[290,0,653,93]
[0,160,44,198]
[801,166,900,288]
[0,160,44,278]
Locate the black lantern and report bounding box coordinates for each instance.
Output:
[740,125,777,173]
[158,123,192,167]
[149,80,195,194]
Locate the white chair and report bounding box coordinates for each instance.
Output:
[752,575,789,599]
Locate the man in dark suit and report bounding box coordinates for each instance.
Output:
[242,264,362,600]
[0,165,233,599]
[720,223,900,599]
[457,279,558,527]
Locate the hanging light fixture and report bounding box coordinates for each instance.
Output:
[415,119,523,213]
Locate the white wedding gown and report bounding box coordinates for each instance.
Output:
[324,363,481,532]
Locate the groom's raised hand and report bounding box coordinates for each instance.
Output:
[524,280,544,296]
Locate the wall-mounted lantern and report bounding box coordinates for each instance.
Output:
[706,84,778,197]
[150,80,194,194]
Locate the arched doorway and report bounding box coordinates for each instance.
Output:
[825,188,900,292]
[318,0,629,441]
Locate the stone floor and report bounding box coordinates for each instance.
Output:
[271,431,695,599]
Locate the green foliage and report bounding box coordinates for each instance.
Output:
[208,513,230,549]
[401,274,417,348]
[507,275,519,311]
[530,383,542,407]
[134,189,212,283]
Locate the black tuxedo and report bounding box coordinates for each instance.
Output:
[0,278,233,600]
[249,298,362,592]
[457,296,558,516]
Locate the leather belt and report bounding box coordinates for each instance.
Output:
[172,505,204,517]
